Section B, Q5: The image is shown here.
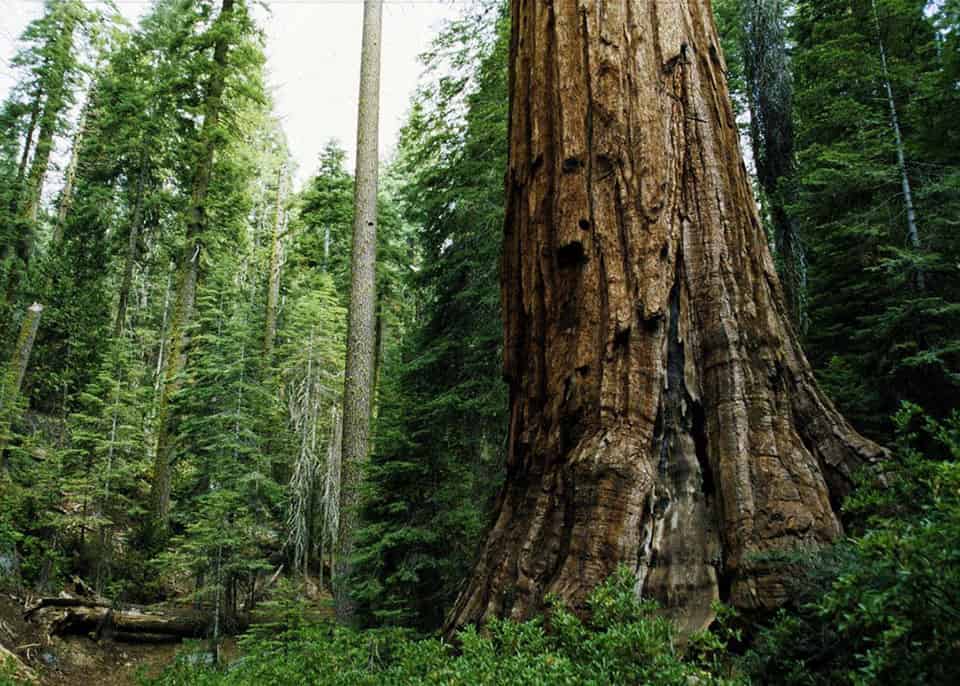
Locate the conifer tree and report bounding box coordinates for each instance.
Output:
[0,0,89,321]
[743,0,806,328]
[295,143,354,288]
[446,0,883,636]
[793,0,960,436]
[351,2,509,630]
[280,279,347,580]
[62,333,149,592]
[336,0,384,622]
[162,263,283,632]
[151,0,261,532]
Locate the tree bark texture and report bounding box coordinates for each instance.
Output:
[28,604,212,641]
[445,0,884,637]
[335,0,383,623]
[150,0,235,530]
[4,302,43,409]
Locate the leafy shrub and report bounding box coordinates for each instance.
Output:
[740,404,960,685]
[148,567,744,686]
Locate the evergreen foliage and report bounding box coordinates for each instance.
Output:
[62,334,150,593]
[150,568,745,686]
[0,0,957,681]
[0,0,91,322]
[350,1,509,631]
[792,0,960,437]
[742,405,960,685]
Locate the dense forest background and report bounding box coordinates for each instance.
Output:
[0,0,958,684]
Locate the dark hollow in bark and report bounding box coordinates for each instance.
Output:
[445,0,884,637]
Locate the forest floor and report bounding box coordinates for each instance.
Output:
[1,593,179,685]
[0,585,335,685]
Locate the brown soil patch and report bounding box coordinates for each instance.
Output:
[1,593,179,685]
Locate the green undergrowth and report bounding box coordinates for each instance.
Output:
[146,568,745,686]
[740,405,960,685]
[147,405,960,686]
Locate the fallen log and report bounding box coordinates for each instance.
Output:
[110,631,195,644]
[46,606,210,641]
[23,596,112,618]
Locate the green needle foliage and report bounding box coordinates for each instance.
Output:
[793,0,960,438]
[0,1,958,682]
[349,1,509,632]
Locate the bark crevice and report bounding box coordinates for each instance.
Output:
[443,0,884,638]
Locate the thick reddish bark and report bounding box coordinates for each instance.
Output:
[445,0,884,636]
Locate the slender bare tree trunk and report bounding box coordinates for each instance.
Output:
[150,0,235,532]
[0,302,43,466]
[2,303,43,412]
[334,0,383,623]
[114,158,148,337]
[445,0,885,638]
[262,165,285,363]
[870,0,922,289]
[323,225,331,270]
[23,140,53,224]
[14,93,41,204]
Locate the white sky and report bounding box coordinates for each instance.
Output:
[0,0,463,186]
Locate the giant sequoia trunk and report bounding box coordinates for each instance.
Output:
[445,0,884,636]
